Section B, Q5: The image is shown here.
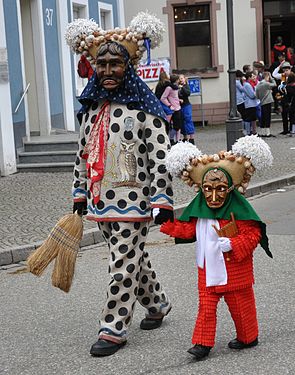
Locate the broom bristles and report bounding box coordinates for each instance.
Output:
[27,213,83,288]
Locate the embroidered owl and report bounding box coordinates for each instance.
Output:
[118,141,137,182]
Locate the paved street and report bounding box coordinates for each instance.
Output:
[1,185,295,375]
[0,121,295,251]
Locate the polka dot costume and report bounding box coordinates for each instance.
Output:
[97,221,171,342]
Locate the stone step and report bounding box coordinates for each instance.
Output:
[18,150,77,164]
[24,139,78,152]
[16,162,74,173]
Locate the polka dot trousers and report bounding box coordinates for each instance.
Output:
[97,221,171,343]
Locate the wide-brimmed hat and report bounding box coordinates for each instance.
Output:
[281,61,292,69]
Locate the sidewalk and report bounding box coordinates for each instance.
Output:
[1,121,294,266]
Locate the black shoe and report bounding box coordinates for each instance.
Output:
[90,339,126,357]
[140,317,164,330]
[228,338,258,350]
[187,344,211,360]
[279,131,289,135]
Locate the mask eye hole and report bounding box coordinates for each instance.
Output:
[203,185,212,192]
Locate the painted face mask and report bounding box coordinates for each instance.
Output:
[202,168,229,209]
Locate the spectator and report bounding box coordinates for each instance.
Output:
[242,64,251,74]
[271,36,291,64]
[235,70,246,123]
[160,74,182,144]
[253,61,265,82]
[243,71,259,135]
[270,53,286,114]
[286,72,295,136]
[178,74,195,144]
[155,71,170,99]
[255,71,277,137]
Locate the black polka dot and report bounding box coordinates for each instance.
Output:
[92,102,99,111]
[142,297,150,305]
[128,191,138,201]
[158,165,167,174]
[138,158,144,167]
[110,286,119,295]
[85,125,90,135]
[134,222,141,230]
[153,118,162,128]
[127,249,135,259]
[132,236,138,245]
[138,288,145,296]
[157,179,167,188]
[138,144,146,154]
[119,244,128,254]
[81,138,86,146]
[103,231,110,239]
[91,115,96,123]
[111,237,118,245]
[114,108,123,117]
[150,173,155,182]
[156,150,165,159]
[115,259,123,268]
[96,200,105,210]
[139,201,147,210]
[111,252,115,262]
[166,187,173,197]
[149,160,155,168]
[125,316,131,324]
[121,293,130,302]
[154,296,160,304]
[115,321,123,330]
[114,273,123,282]
[118,307,128,316]
[106,190,115,199]
[139,242,145,251]
[105,314,114,323]
[145,128,152,138]
[151,186,156,195]
[135,272,139,281]
[124,131,133,140]
[118,199,127,209]
[149,307,157,314]
[157,134,165,143]
[126,264,135,273]
[79,150,83,157]
[147,260,151,268]
[113,222,120,231]
[127,102,135,110]
[137,112,146,122]
[123,278,132,288]
[149,285,154,293]
[122,229,131,238]
[142,187,149,196]
[85,113,89,123]
[134,286,138,295]
[111,123,120,132]
[74,170,79,178]
[152,271,156,279]
[147,143,154,152]
[137,129,143,138]
[87,191,91,199]
[141,275,148,284]
[74,181,80,188]
[138,172,146,181]
[155,283,160,291]
[108,300,117,309]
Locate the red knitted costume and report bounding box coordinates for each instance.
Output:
[161,218,261,346]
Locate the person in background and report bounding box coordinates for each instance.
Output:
[160,74,182,144]
[243,72,259,135]
[243,64,251,75]
[255,71,277,137]
[271,36,291,64]
[270,53,286,114]
[155,71,170,100]
[178,74,195,144]
[253,61,265,82]
[286,72,295,136]
[235,70,246,126]
[273,61,293,134]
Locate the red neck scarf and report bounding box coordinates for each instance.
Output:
[82,101,111,205]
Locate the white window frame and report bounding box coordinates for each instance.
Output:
[71,0,89,96]
[98,1,114,30]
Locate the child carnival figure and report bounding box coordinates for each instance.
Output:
[161,136,273,360]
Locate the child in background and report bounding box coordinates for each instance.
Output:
[179,74,195,144]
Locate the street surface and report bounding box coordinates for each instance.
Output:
[1,185,295,375]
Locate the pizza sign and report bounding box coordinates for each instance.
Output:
[137,59,170,82]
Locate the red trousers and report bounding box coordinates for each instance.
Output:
[192,287,258,347]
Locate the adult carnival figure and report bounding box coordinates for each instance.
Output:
[160,136,273,360]
[65,13,174,357]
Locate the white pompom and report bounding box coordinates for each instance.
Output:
[165,142,202,177]
[65,18,100,54]
[129,11,165,49]
[231,135,273,171]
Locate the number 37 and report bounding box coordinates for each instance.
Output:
[45,8,53,26]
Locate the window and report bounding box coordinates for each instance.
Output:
[174,5,211,70]
[98,2,114,30]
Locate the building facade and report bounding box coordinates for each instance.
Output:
[0,0,124,176]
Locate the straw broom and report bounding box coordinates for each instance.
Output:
[26,212,83,293]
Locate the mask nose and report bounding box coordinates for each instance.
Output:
[212,189,217,202]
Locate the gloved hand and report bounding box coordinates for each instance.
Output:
[218,237,232,253]
[73,201,88,216]
[152,208,174,224]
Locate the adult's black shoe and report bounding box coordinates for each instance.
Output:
[279,131,289,135]
[90,339,126,357]
[228,338,258,350]
[187,344,211,360]
[140,316,164,330]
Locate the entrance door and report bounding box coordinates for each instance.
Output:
[20,0,40,135]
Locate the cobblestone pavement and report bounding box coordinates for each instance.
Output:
[0,122,294,250]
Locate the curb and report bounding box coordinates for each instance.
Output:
[1,173,295,267]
